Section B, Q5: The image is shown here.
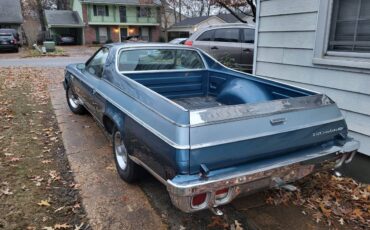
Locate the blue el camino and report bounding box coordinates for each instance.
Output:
[63,43,359,214]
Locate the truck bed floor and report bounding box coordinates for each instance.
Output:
[173,96,224,110]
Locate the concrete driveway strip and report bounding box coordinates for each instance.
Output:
[48,80,166,229]
[0,56,89,67]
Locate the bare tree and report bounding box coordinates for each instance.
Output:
[212,0,256,22]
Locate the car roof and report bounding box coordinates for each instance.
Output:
[203,23,255,29]
[105,42,194,50]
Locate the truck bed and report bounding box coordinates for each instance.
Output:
[173,96,225,110]
[121,69,347,174]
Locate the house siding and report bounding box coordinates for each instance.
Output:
[254,0,370,155]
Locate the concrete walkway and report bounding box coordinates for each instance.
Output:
[48,80,166,230]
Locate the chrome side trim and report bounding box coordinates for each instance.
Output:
[129,156,168,185]
[67,69,191,149]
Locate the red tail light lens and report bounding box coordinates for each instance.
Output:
[191,193,207,207]
[184,40,193,46]
[13,39,17,44]
[215,188,229,200]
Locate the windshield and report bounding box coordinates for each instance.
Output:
[118,48,205,72]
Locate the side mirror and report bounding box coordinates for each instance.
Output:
[76,63,85,71]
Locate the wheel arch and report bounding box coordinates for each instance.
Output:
[103,103,126,136]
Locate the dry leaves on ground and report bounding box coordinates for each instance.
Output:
[266,172,369,228]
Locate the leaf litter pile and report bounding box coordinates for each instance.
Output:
[0,68,89,229]
[265,171,370,229]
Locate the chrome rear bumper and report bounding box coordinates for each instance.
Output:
[166,139,360,213]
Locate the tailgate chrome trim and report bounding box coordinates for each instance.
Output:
[189,94,333,126]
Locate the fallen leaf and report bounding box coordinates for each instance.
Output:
[54,206,65,213]
[37,200,51,207]
[54,223,71,229]
[0,188,13,195]
[42,227,54,230]
[339,218,345,225]
[235,220,243,230]
[74,223,84,230]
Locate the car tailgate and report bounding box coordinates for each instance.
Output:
[188,94,347,174]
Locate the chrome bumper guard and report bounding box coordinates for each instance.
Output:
[166,139,360,213]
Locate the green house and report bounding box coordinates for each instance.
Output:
[71,0,161,44]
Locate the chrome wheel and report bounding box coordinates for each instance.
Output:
[114,131,127,170]
[68,88,80,109]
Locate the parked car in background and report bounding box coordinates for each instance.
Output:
[0,32,19,52]
[56,34,76,45]
[169,38,187,45]
[63,43,359,214]
[0,29,21,47]
[185,23,255,73]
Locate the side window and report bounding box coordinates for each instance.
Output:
[86,48,109,78]
[118,49,205,72]
[196,30,214,41]
[243,29,255,43]
[214,28,240,43]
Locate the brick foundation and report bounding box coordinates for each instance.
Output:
[151,26,161,42]
[84,26,96,44]
[110,26,120,43]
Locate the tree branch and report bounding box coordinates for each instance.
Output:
[216,1,248,23]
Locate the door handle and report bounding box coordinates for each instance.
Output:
[211,46,219,50]
[243,49,252,52]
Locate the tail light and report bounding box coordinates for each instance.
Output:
[184,40,193,46]
[215,188,229,200]
[191,193,207,207]
[13,39,17,44]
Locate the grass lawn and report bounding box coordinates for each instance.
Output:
[0,67,88,230]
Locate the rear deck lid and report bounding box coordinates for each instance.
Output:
[188,94,347,174]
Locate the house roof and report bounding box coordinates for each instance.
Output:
[79,0,160,5]
[171,15,213,27]
[44,10,84,28]
[217,13,248,23]
[0,0,23,24]
[171,13,250,28]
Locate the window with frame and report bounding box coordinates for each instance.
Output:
[93,5,109,16]
[118,49,205,72]
[196,30,214,41]
[328,0,370,52]
[137,7,151,17]
[214,28,240,43]
[86,48,110,78]
[313,0,370,69]
[243,28,255,43]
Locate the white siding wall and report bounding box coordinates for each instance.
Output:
[254,0,370,155]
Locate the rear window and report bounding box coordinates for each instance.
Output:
[0,33,12,39]
[196,30,214,41]
[118,49,205,72]
[214,28,240,43]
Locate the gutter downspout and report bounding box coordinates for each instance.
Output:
[252,0,261,75]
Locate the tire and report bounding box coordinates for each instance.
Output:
[112,127,141,183]
[66,86,86,115]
